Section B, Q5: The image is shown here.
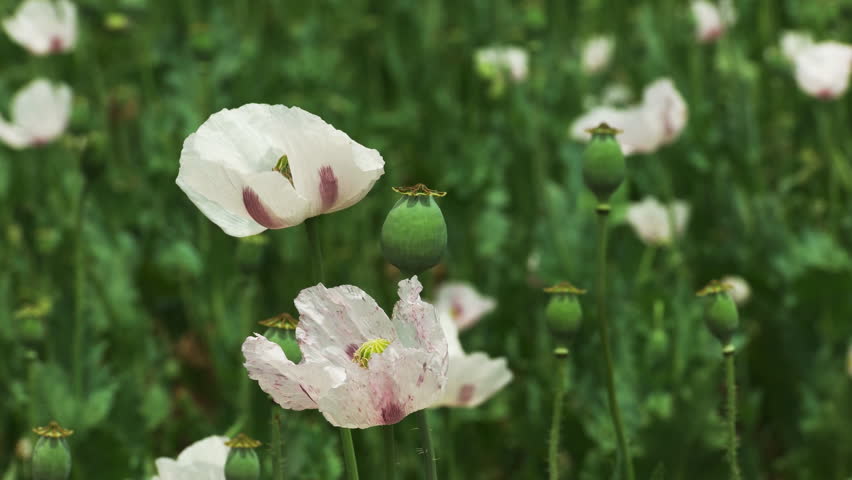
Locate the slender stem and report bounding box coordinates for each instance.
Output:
[339,429,360,480]
[72,175,87,397]
[271,411,285,480]
[416,410,438,480]
[549,352,569,480]
[724,345,742,480]
[384,425,397,480]
[594,207,635,480]
[304,217,360,480]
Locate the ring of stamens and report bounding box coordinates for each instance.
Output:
[259,313,298,330]
[584,122,623,136]
[696,279,733,297]
[352,338,391,368]
[392,184,447,197]
[33,421,73,438]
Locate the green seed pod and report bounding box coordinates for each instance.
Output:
[259,314,301,364]
[32,422,72,480]
[544,282,586,342]
[582,123,626,203]
[381,184,448,276]
[224,434,261,480]
[697,280,740,346]
[647,328,669,359]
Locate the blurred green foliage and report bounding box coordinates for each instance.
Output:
[1,0,852,479]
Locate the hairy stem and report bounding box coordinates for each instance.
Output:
[549,352,569,480]
[416,410,438,480]
[724,345,742,480]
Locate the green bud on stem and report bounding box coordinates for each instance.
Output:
[697,280,740,346]
[259,313,301,364]
[544,282,586,342]
[32,421,73,480]
[582,123,626,203]
[224,434,262,480]
[381,184,448,275]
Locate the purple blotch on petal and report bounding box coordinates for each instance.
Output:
[50,37,64,53]
[243,186,287,229]
[380,402,406,425]
[458,384,475,404]
[318,165,339,211]
[345,343,359,359]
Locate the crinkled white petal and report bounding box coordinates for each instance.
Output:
[295,283,397,367]
[0,78,71,149]
[570,106,662,155]
[317,346,446,428]
[793,42,852,99]
[435,352,513,408]
[434,282,497,331]
[641,78,688,146]
[582,36,614,74]
[0,118,30,149]
[438,311,465,358]
[2,0,76,55]
[242,334,344,410]
[626,196,678,246]
[152,435,228,480]
[392,276,447,358]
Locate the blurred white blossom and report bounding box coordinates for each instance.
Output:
[475,45,529,83]
[176,104,384,237]
[691,0,735,43]
[152,436,228,480]
[570,78,687,155]
[721,275,751,305]
[0,78,71,150]
[601,83,632,106]
[434,282,496,331]
[780,33,852,99]
[626,197,690,246]
[3,0,77,55]
[582,36,614,74]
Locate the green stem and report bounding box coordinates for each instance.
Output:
[384,425,397,480]
[416,410,438,480]
[724,345,742,480]
[549,352,569,480]
[594,207,635,480]
[339,428,360,480]
[72,174,87,398]
[271,411,285,480]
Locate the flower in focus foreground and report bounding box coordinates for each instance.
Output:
[242,276,448,429]
[581,36,614,74]
[691,0,736,43]
[570,78,687,155]
[720,275,750,306]
[780,32,852,100]
[3,0,77,55]
[432,282,511,408]
[434,282,496,331]
[152,436,229,480]
[0,79,71,150]
[176,104,385,237]
[626,196,690,247]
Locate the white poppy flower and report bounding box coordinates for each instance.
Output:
[582,36,614,74]
[434,282,496,332]
[780,31,814,61]
[570,78,687,155]
[691,0,735,43]
[431,284,511,408]
[152,436,229,480]
[626,196,689,246]
[176,104,385,237]
[721,275,751,305]
[3,0,77,55]
[475,46,529,83]
[0,78,71,150]
[790,41,852,99]
[242,276,448,429]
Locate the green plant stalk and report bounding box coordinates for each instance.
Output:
[305,217,360,480]
[416,410,438,480]
[549,356,568,480]
[271,411,285,480]
[595,208,635,480]
[724,346,742,480]
[384,425,397,480]
[72,173,87,398]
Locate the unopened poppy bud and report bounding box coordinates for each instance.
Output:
[381,184,448,276]
[224,434,261,480]
[697,280,739,346]
[582,123,626,203]
[32,421,72,480]
[544,282,586,342]
[259,314,301,364]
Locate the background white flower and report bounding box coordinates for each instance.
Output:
[780,31,814,61]
[0,78,71,150]
[582,36,614,74]
[475,46,529,83]
[176,104,385,237]
[434,282,496,331]
[721,275,751,306]
[790,41,852,99]
[691,0,735,43]
[3,0,77,55]
[626,196,690,246]
[152,436,228,480]
[243,277,448,429]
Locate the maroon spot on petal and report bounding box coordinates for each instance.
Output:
[49,37,64,53]
[380,402,406,425]
[30,137,48,147]
[818,89,835,100]
[243,186,288,229]
[458,384,475,404]
[318,165,339,211]
[451,301,464,320]
[344,343,359,358]
[299,384,316,404]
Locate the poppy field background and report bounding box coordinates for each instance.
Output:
[2,0,852,479]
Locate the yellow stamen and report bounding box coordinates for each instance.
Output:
[352,338,391,368]
[33,421,73,438]
[225,433,262,449]
[273,154,293,181]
